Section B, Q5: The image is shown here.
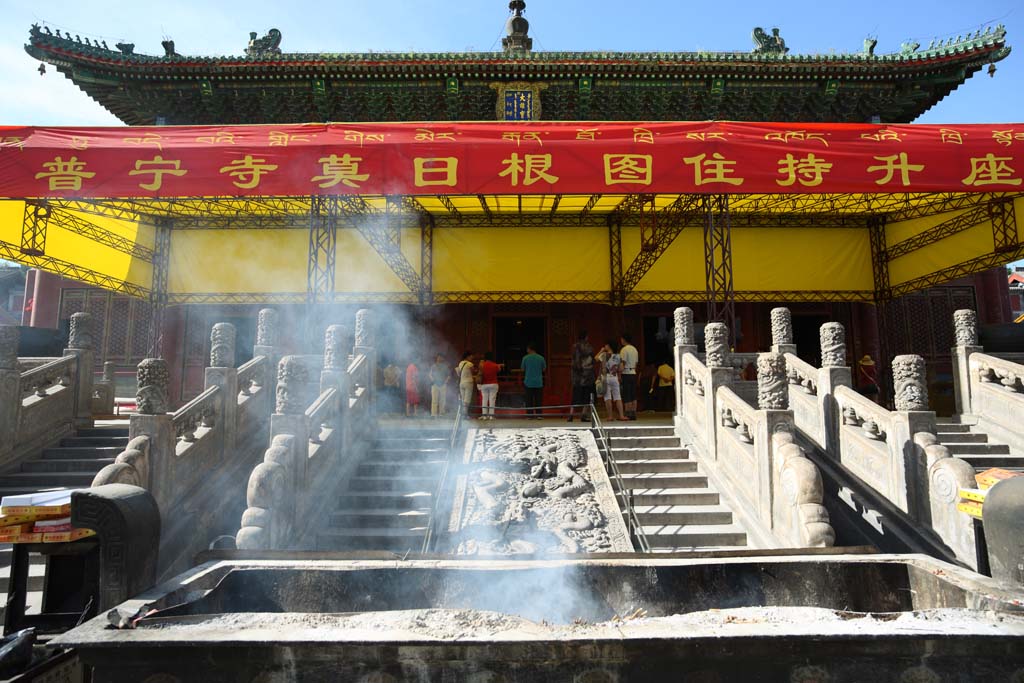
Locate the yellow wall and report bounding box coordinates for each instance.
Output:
[169,230,308,294]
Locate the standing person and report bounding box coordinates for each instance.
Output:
[405,360,420,417]
[857,355,880,404]
[455,350,476,417]
[478,352,502,421]
[568,330,595,423]
[520,343,547,420]
[654,356,676,412]
[619,333,639,421]
[597,340,627,422]
[382,361,401,415]
[429,353,450,417]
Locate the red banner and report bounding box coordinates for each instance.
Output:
[0,121,1023,198]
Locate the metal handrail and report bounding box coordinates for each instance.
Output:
[421,402,464,554]
[589,400,651,553]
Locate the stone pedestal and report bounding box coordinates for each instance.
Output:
[128,414,174,511]
[952,345,981,415]
[818,366,853,460]
[63,348,94,427]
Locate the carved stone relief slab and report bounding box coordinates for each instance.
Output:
[446,429,633,555]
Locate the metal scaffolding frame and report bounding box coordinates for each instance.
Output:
[20,201,50,257]
[148,219,172,357]
[420,213,434,305]
[703,194,735,341]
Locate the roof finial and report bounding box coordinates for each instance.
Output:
[503,0,533,53]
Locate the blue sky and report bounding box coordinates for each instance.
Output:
[0,1,1020,266]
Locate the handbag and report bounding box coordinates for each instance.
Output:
[595,374,606,398]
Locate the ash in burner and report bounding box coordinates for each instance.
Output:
[448,430,631,555]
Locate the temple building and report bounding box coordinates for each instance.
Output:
[19,3,1015,410]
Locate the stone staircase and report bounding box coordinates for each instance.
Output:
[935,418,1024,471]
[317,426,451,553]
[0,425,128,618]
[605,425,748,551]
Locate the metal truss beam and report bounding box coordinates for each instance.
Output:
[885,204,992,261]
[869,216,891,301]
[307,196,338,305]
[338,197,423,295]
[884,192,1021,223]
[889,242,1024,299]
[477,195,494,222]
[433,291,611,304]
[20,201,50,256]
[436,194,462,222]
[148,220,172,357]
[620,195,706,297]
[625,290,875,304]
[703,194,735,340]
[549,195,562,215]
[990,199,1018,253]
[168,292,308,305]
[421,214,434,305]
[48,207,155,261]
[0,239,149,299]
[579,194,603,224]
[609,217,624,307]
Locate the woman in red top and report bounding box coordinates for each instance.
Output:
[405,361,421,417]
[477,352,502,420]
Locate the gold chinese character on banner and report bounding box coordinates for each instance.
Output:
[269,131,312,147]
[127,156,187,191]
[764,130,829,148]
[344,130,385,147]
[499,153,559,187]
[633,127,655,144]
[219,155,278,189]
[683,153,744,186]
[501,131,543,147]
[414,129,456,142]
[940,129,965,145]
[776,153,833,187]
[123,133,163,151]
[0,137,25,151]
[576,128,600,142]
[311,154,370,189]
[867,153,924,186]
[414,157,459,187]
[992,130,1024,147]
[34,156,96,191]
[860,129,904,143]
[70,137,90,151]
[196,132,236,145]
[685,132,727,142]
[603,154,653,186]
[962,154,1022,187]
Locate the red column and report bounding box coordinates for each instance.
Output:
[28,270,61,329]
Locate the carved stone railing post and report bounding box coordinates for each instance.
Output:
[890,354,936,517]
[206,323,238,459]
[816,322,854,460]
[0,326,20,464]
[322,325,350,422]
[770,307,797,356]
[757,352,788,411]
[353,309,377,408]
[951,309,982,415]
[64,311,95,426]
[129,359,175,513]
[673,307,697,419]
[703,322,734,462]
[253,308,281,408]
[270,356,311,526]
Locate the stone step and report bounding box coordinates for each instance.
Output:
[347,476,438,492]
[356,462,446,477]
[641,523,748,548]
[336,491,434,509]
[0,563,46,594]
[21,459,114,474]
[603,426,676,438]
[629,489,721,506]
[75,427,130,438]
[40,447,123,460]
[0,472,97,488]
[942,443,1011,456]
[0,486,65,499]
[966,456,1024,470]
[611,447,689,460]
[633,504,735,526]
[371,448,449,457]
[936,432,989,444]
[934,424,973,434]
[615,459,698,474]
[315,528,426,552]
[620,473,709,489]
[60,436,130,448]
[610,436,680,449]
[375,437,449,447]
[329,509,431,528]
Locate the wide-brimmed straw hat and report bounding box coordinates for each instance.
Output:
[858,355,875,366]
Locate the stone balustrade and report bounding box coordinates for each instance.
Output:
[965,353,1024,448]
[673,312,835,550]
[0,313,97,471]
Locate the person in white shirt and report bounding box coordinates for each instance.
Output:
[455,350,477,416]
[619,333,639,421]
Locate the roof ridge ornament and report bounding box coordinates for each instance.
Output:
[752,27,789,55]
[502,1,533,54]
[247,29,282,58]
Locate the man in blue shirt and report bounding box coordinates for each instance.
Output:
[521,343,547,420]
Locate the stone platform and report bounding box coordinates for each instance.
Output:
[445,428,633,555]
[54,554,1024,682]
